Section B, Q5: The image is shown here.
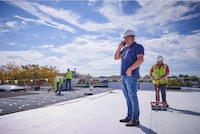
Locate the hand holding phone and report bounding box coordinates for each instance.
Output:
[121,41,125,45]
[118,41,126,49]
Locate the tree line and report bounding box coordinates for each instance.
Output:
[142,74,200,87]
[0,62,58,86]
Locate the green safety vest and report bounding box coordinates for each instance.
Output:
[152,64,168,85]
[65,71,72,79]
[54,76,64,90]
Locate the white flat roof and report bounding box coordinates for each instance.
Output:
[0,89,200,134]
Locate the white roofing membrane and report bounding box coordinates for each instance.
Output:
[0,89,200,134]
[0,85,25,91]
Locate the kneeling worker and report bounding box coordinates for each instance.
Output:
[54,76,64,95]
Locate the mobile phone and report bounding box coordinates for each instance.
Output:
[123,41,126,46]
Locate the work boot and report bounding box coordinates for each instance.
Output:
[119,116,131,122]
[125,119,140,126]
[163,102,169,107]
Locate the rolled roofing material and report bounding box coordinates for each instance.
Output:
[0,85,25,91]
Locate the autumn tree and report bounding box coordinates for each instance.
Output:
[0,62,58,86]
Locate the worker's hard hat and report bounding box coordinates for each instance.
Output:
[157,55,163,61]
[123,30,135,38]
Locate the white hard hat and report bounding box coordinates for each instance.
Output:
[123,29,135,37]
[157,55,163,61]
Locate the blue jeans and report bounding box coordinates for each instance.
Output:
[155,84,167,102]
[66,79,71,90]
[121,75,140,120]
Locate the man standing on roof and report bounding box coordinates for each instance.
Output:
[114,29,144,127]
[65,68,72,90]
[150,55,169,107]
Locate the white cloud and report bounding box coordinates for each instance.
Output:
[1,1,200,77]
[88,0,96,6]
[0,51,44,66]
[37,44,54,49]
[14,14,75,33]
[46,33,118,75]
[1,30,200,76]
[6,21,17,28]
[7,42,16,46]
[134,1,200,35]
[36,3,81,26]
[5,21,25,30]
[98,1,199,35]
[10,2,75,33]
[7,1,200,35]
[0,29,9,33]
[9,1,121,33]
[140,31,200,73]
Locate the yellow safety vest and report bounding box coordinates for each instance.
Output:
[65,71,72,79]
[152,64,168,85]
[54,76,64,90]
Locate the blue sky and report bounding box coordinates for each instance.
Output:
[0,0,200,77]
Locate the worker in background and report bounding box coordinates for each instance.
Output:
[54,76,64,95]
[65,68,72,90]
[37,77,41,90]
[150,55,170,107]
